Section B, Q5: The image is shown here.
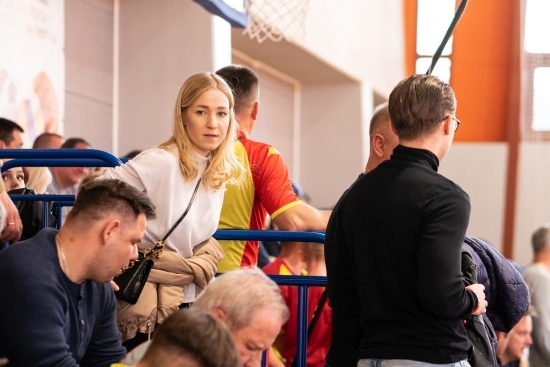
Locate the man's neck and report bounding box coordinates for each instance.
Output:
[279,244,305,275]
[56,228,87,284]
[534,252,550,270]
[305,261,326,276]
[364,157,383,173]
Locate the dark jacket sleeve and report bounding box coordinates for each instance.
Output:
[465,236,529,332]
[416,190,477,319]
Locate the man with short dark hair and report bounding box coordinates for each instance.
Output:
[0,117,24,149]
[215,65,330,272]
[523,225,550,366]
[33,132,64,149]
[326,74,487,366]
[0,179,156,367]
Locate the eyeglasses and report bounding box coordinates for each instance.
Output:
[442,116,461,132]
[452,117,461,132]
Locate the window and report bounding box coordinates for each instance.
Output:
[415,0,456,82]
[523,0,550,132]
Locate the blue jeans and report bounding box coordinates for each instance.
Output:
[358,359,470,367]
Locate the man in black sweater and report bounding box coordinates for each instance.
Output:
[325,74,487,366]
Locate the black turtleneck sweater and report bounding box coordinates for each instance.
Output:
[325,145,476,365]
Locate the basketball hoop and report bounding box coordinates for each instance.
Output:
[243,0,310,43]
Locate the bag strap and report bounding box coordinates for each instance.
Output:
[290,288,328,367]
[162,178,201,242]
[143,178,201,259]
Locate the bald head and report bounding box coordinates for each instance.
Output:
[365,103,399,173]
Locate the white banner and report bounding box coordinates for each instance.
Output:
[0,0,64,147]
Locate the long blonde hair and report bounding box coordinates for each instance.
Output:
[160,73,242,189]
[25,166,52,194]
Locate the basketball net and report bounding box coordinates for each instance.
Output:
[243,0,310,43]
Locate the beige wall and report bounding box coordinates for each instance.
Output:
[64,0,113,151]
[117,0,231,156]
[439,143,508,254]
[300,0,405,96]
[514,142,550,266]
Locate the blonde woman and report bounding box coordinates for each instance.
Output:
[102,72,243,347]
[25,167,53,194]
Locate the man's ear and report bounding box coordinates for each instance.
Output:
[0,140,6,149]
[102,219,121,246]
[209,308,226,321]
[372,134,386,158]
[251,101,259,121]
[442,115,453,135]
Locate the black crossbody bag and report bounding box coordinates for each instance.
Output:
[114,179,201,304]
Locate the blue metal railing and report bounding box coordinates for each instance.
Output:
[1,149,327,367]
[214,230,326,367]
[0,149,123,169]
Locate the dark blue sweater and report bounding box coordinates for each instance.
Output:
[0,228,126,366]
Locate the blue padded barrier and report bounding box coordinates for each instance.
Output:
[0,149,123,168]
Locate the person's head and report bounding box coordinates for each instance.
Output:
[160,72,242,190]
[62,137,91,149]
[0,118,24,149]
[25,166,53,194]
[365,102,399,172]
[2,165,25,191]
[531,224,550,255]
[194,268,289,367]
[51,137,92,188]
[64,179,155,283]
[388,74,458,158]
[496,310,533,365]
[216,65,259,116]
[136,308,241,367]
[32,132,64,149]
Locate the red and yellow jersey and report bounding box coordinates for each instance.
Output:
[262,259,330,367]
[217,134,301,272]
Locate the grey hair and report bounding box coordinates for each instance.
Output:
[532,224,550,254]
[194,267,289,331]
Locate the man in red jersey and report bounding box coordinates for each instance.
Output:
[216,65,330,272]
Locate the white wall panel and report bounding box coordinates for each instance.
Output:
[438,143,508,253]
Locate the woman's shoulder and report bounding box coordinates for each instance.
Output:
[133,146,178,164]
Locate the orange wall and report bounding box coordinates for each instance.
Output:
[404,0,518,142]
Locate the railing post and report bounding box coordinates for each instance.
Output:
[296,285,309,367]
